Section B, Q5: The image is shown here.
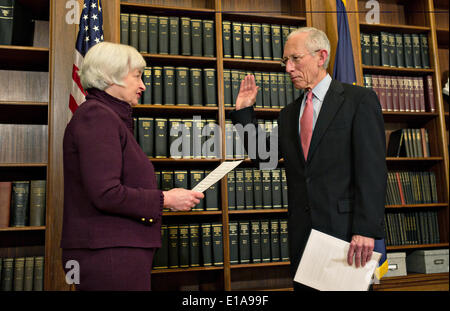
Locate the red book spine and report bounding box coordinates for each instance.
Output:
[395,172,406,205]
[392,76,399,111]
[378,75,388,111]
[386,75,393,111]
[426,75,435,112]
[398,76,406,112]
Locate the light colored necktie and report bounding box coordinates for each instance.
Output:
[300,90,314,160]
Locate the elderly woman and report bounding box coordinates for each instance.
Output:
[60,42,204,291]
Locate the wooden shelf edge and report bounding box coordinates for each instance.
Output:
[152,266,223,274]
[230,261,290,269]
[229,209,288,214]
[386,157,443,161]
[386,242,449,251]
[0,101,48,106]
[359,22,431,33]
[0,163,47,167]
[120,2,215,13]
[140,53,216,62]
[163,210,222,216]
[134,105,218,111]
[0,45,49,52]
[385,203,448,209]
[362,65,434,73]
[0,226,45,232]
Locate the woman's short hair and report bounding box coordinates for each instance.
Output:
[79,42,146,90]
[287,27,331,69]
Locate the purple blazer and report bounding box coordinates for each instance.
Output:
[60,88,163,249]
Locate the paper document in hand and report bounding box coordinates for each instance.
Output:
[192,160,243,192]
[294,229,381,291]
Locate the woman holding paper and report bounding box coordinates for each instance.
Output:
[61,42,203,291]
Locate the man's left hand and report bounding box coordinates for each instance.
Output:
[347,235,374,268]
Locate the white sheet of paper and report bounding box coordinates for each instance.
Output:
[192,160,243,193]
[294,229,381,291]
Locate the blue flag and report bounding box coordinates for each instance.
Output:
[333,0,388,280]
[332,0,357,85]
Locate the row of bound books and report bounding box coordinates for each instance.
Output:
[153,222,223,269]
[0,256,44,291]
[384,211,440,246]
[224,70,302,109]
[0,181,46,228]
[387,128,431,158]
[120,14,215,57]
[155,170,220,212]
[360,32,430,69]
[386,171,438,206]
[134,118,220,159]
[363,75,435,113]
[227,168,288,210]
[229,219,289,264]
[138,66,217,106]
[223,21,298,61]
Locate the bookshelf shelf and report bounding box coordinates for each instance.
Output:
[152,266,223,274]
[0,226,45,232]
[362,65,434,75]
[385,156,443,162]
[359,22,430,34]
[387,243,449,251]
[221,12,306,24]
[223,58,283,71]
[385,203,448,209]
[0,45,49,71]
[140,53,217,66]
[373,272,449,291]
[229,209,288,214]
[230,261,290,269]
[120,2,216,15]
[162,211,222,216]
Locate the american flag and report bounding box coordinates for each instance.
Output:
[69,0,104,114]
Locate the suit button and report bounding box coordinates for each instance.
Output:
[141,218,146,222]
[148,218,154,223]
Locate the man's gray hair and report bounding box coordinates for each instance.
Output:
[287,27,331,69]
[79,41,146,90]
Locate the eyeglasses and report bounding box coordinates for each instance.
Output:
[280,49,321,67]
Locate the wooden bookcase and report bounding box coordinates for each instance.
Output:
[1,0,447,291]
[0,0,51,288]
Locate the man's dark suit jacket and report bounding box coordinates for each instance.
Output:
[231,79,387,275]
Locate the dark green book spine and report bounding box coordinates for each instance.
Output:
[235,168,245,210]
[161,171,173,192]
[252,23,262,60]
[33,256,44,291]
[201,223,213,266]
[29,180,46,226]
[388,33,396,67]
[152,66,163,105]
[281,25,290,49]
[10,181,30,226]
[229,222,239,265]
[176,67,189,106]
[182,119,193,159]
[262,72,271,108]
[155,171,161,189]
[380,32,389,67]
[277,73,286,108]
[411,34,422,68]
[1,258,13,291]
[169,16,179,55]
[153,225,169,269]
[262,170,272,209]
[212,223,223,266]
[361,33,371,65]
[190,170,205,211]
[260,220,271,263]
[395,33,404,68]
[178,224,189,268]
[284,73,294,104]
[262,24,272,60]
[0,0,14,45]
[191,19,202,56]
[223,69,232,107]
[120,13,129,45]
[168,118,182,159]
[168,225,179,268]
[232,22,242,58]
[225,120,234,159]
[13,257,24,291]
[129,14,139,50]
[203,68,217,106]
[205,170,219,211]
[23,257,34,291]
[253,168,263,209]
[231,70,241,106]
[419,33,430,69]
[138,14,148,53]
[227,170,236,210]
[154,118,167,158]
[138,117,154,157]
[250,221,262,263]
[158,16,169,54]
[254,72,263,108]
[180,17,191,55]
[270,219,280,261]
[242,23,252,59]
[203,20,215,57]
[281,168,288,208]
[279,219,289,261]
[271,169,282,209]
[238,221,250,264]
[174,170,188,189]
[271,24,282,60]
[222,21,232,57]
[142,67,152,105]
[192,118,204,159]
[269,73,279,108]
[371,34,381,66]
[190,68,203,106]
[189,224,200,267]
[147,16,158,54]
[244,168,254,209]
[403,34,413,68]
[163,66,175,105]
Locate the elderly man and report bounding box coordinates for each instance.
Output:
[231,27,386,290]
